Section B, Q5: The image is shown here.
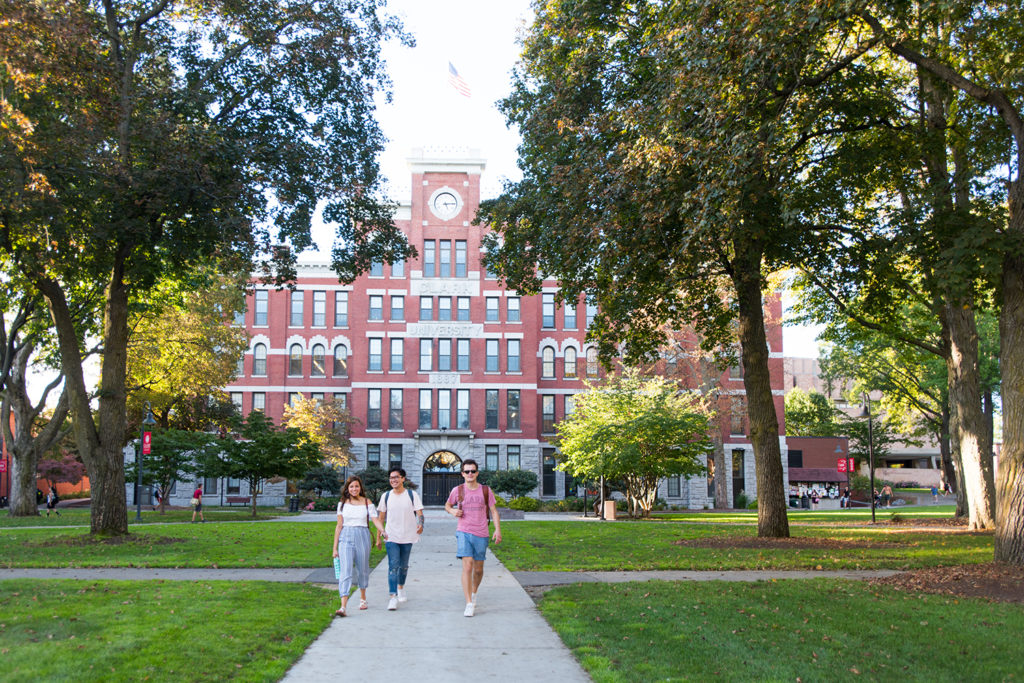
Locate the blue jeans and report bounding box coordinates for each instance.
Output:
[385,542,412,594]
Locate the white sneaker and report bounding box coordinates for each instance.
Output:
[387,597,398,611]
[471,592,477,605]
[463,602,475,617]
[397,588,407,603]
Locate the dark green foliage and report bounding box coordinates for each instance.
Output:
[784,389,839,437]
[482,469,540,499]
[299,464,344,498]
[353,465,389,504]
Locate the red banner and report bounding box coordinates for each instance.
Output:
[142,432,152,455]
[837,457,854,473]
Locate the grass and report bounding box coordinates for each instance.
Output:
[0,507,297,528]
[653,504,957,525]
[0,521,385,568]
[540,579,1024,682]
[0,579,335,683]
[493,520,992,571]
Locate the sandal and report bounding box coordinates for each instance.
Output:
[359,599,368,610]
[335,606,346,617]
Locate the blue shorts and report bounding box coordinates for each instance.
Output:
[456,530,488,561]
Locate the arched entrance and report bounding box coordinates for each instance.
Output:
[421,450,463,505]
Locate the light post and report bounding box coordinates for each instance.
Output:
[859,399,876,524]
[136,402,156,522]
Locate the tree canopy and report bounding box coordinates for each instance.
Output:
[784,389,839,437]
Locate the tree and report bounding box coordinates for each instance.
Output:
[283,397,357,467]
[0,0,412,535]
[353,465,389,506]
[36,451,86,491]
[198,412,320,517]
[482,469,539,500]
[555,371,711,518]
[124,429,210,514]
[479,1,891,535]
[299,464,344,498]
[784,389,839,437]
[126,273,249,432]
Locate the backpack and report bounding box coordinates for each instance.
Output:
[383,489,416,509]
[457,484,492,521]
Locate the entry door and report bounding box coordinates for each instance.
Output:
[542,449,557,497]
[421,473,464,506]
[731,449,746,508]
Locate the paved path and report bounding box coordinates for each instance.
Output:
[281,511,591,683]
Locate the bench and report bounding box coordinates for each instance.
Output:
[225,496,251,507]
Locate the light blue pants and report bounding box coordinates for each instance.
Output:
[338,526,371,597]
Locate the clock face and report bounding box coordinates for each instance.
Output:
[430,190,461,220]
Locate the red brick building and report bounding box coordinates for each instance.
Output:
[225,148,787,507]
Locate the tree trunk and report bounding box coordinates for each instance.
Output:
[733,241,789,538]
[713,432,730,510]
[995,177,1024,564]
[7,449,41,516]
[938,406,955,495]
[945,303,996,529]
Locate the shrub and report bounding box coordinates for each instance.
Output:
[484,469,540,499]
[507,497,540,511]
[734,491,749,509]
[560,496,587,512]
[652,497,668,511]
[493,494,508,508]
[312,496,340,512]
[747,500,758,510]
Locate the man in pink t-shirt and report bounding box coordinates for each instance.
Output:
[444,459,501,617]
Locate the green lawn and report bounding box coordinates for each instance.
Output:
[654,504,957,525]
[0,579,334,683]
[0,507,297,528]
[540,579,1024,682]
[0,521,384,568]
[493,520,992,571]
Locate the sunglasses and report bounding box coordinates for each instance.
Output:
[462,469,478,474]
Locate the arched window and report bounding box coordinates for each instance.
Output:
[289,343,303,376]
[311,344,326,377]
[253,344,267,376]
[564,347,577,378]
[542,346,556,378]
[586,348,599,377]
[333,344,348,377]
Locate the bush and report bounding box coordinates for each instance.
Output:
[560,496,587,512]
[747,500,758,510]
[59,490,90,500]
[734,491,749,509]
[893,481,920,489]
[493,494,508,508]
[507,497,540,511]
[312,496,340,512]
[652,497,668,511]
[484,469,539,499]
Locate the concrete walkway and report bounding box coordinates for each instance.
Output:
[281,510,591,683]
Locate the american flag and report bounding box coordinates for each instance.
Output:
[448,62,472,98]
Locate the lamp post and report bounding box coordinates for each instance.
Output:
[136,402,156,522]
[859,399,876,524]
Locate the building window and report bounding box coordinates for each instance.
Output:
[311,344,326,377]
[369,295,383,321]
[230,392,243,412]
[507,297,520,322]
[565,394,576,417]
[424,240,435,277]
[289,344,303,376]
[507,390,520,430]
[438,389,451,429]
[290,290,304,327]
[418,389,432,429]
[668,476,681,497]
[367,389,382,430]
[288,392,302,407]
[313,291,326,326]
[457,297,470,321]
[788,449,803,468]
[233,306,246,326]
[507,339,521,372]
[438,296,452,321]
[253,343,267,376]
[485,444,499,471]
[542,346,556,378]
[311,392,324,403]
[389,389,403,430]
[564,347,577,378]
[542,293,555,328]
[420,296,433,321]
[439,239,451,277]
[542,395,556,433]
[335,291,348,327]
[456,389,470,429]
[730,398,746,435]
[254,290,268,325]
[586,348,599,377]
[392,259,404,278]
[390,338,404,372]
[586,303,597,328]
[389,444,403,468]
[485,297,499,322]
[485,339,499,372]
[730,359,743,379]
[369,261,383,277]
[368,338,382,372]
[419,338,432,372]
[455,240,467,277]
[367,444,381,468]
[252,392,265,413]
[390,295,404,321]
[333,344,348,377]
[333,392,347,411]
[457,339,470,371]
[235,352,244,377]
[485,390,499,430]
[564,301,576,329]
[438,338,452,371]
[507,445,521,470]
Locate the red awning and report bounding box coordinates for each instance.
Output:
[788,467,847,483]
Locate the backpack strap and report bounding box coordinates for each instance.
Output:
[384,490,390,507]
[457,484,491,522]
[407,489,415,506]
